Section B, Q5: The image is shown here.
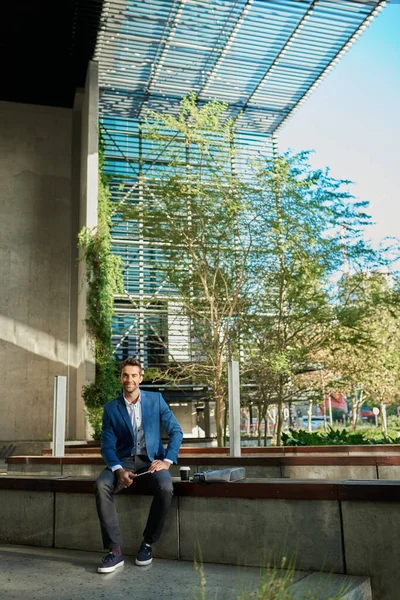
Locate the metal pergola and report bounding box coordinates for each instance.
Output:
[92,0,387,373]
[94,0,386,132]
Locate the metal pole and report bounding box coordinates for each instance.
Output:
[328,395,333,426]
[228,360,241,457]
[381,402,388,437]
[53,376,67,457]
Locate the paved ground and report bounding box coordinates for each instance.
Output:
[0,545,290,600]
[0,545,370,600]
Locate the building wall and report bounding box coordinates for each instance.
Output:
[71,61,98,440]
[0,101,74,444]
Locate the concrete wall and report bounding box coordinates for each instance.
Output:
[69,61,98,440]
[0,101,73,444]
[342,500,400,600]
[179,496,343,572]
[1,485,396,598]
[54,493,179,559]
[0,62,98,448]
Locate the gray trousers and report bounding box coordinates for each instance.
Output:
[94,455,174,549]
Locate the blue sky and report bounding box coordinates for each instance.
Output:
[278,2,400,249]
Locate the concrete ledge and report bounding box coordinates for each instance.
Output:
[0,476,396,598]
[3,475,400,502]
[289,572,372,600]
[41,443,400,456]
[15,454,400,464]
[8,454,400,481]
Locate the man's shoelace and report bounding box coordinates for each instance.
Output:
[102,552,117,563]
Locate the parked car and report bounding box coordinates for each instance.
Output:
[302,416,325,431]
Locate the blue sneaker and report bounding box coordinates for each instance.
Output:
[135,542,153,566]
[98,551,124,573]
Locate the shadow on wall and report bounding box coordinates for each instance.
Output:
[0,314,89,369]
[0,315,94,442]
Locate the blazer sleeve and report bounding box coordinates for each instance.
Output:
[100,404,120,469]
[159,394,183,464]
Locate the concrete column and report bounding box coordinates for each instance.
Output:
[69,60,98,439]
[0,101,73,450]
[203,401,211,437]
[67,91,82,440]
[228,360,241,457]
[81,60,99,231]
[53,376,67,457]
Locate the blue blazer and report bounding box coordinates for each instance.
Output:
[100,391,183,469]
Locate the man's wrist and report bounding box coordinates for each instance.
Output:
[115,467,125,479]
[111,464,123,473]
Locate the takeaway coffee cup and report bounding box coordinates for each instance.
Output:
[180,466,191,481]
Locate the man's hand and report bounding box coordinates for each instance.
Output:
[149,460,171,473]
[116,468,135,488]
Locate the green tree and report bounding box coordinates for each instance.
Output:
[243,152,381,445]
[119,94,253,446]
[329,272,400,434]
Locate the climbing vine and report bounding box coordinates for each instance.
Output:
[78,131,123,438]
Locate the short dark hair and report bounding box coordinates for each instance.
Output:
[119,358,142,375]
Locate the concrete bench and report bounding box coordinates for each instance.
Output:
[7,454,400,481]
[0,475,399,599]
[41,443,400,456]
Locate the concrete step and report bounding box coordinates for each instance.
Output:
[0,545,371,600]
[289,572,371,599]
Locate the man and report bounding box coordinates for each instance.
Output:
[94,358,183,573]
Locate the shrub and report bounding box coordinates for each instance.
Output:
[78,131,123,438]
[282,427,399,446]
[387,415,400,430]
[82,358,121,439]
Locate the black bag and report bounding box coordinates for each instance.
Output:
[192,467,245,483]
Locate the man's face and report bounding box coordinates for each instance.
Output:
[119,365,143,395]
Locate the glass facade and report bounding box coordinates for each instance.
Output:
[101,114,273,368]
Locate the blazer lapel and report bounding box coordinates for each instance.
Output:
[140,390,148,430]
[117,395,135,441]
